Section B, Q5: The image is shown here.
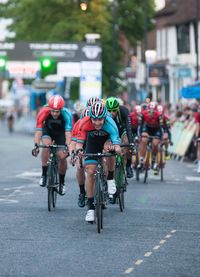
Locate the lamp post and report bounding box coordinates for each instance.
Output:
[109,0,117,94]
[196,0,200,81]
[144,0,149,93]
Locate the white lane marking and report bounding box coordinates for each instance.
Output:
[0,199,19,203]
[165,234,172,238]
[185,176,200,181]
[153,245,160,250]
[159,240,166,244]
[124,268,134,274]
[171,230,177,233]
[16,171,41,178]
[135,260,143,265]
[3,186,25,191]
[144,252,152,257]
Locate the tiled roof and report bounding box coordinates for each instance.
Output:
[155,0,198,26]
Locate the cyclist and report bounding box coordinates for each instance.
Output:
[76,101,121,222]
[69,108,90,207]
[138,101,163,174]
[157,104,172,160]
[106,97,133,178]
[32,95,72,195]
[130,105,141,138]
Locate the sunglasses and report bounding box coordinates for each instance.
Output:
[91,117,104,121]
[50,109,60,113]
[108,109,118,112]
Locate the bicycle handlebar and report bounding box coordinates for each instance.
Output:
[82,152,116,158]
[38,144,68,149]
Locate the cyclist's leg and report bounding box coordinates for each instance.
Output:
[138,129,148,169]
[55,134,67,195]
[163,132,170,160]
[103,140,117,195]
[85,163,97,221]
[76,163,86,207]
[40,133,52,187]
[151,129,161,173]
[84,137,106,222]
[121,132,133,178]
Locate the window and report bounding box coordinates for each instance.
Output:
[176,23,190,54]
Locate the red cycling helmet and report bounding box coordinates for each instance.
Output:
[48,95,65,110]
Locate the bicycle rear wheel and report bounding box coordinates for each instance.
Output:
[95,174,103,233]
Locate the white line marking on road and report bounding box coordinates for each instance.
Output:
[16,171,41,177]
[153,245,160,250]
[144,252,152,257]
[124,268,134,274]
[135,260,143,265]
[165,234,172,238]
[0,199,19,203]
[171,230,177,233]
[159,240,166,244]
[185,176,200,181]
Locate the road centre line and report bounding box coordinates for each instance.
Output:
[123,229,177,274]
[159,240,166,244]
[124,268,134,274]
[135,260,143,265]
[144,252,152,257]
[153,245,160,250]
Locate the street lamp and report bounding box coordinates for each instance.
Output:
[109,0,117,93]
[80,1,87,11]
[196,0,199,81]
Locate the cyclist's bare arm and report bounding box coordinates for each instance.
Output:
[65,131,72,146]
[34,130,42,145]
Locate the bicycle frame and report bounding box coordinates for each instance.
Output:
[39,144,67,211]
[82,152,115,233]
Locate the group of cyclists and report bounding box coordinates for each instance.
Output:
[32,94,172,223]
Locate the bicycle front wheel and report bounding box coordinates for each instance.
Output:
[115,161,126,211]
[118,188,124,212]
[47,164,55,211]
[95,174,103,233]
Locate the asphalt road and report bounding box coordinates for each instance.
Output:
[0,121,200,277]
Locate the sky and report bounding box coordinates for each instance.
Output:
[0,0,165,41]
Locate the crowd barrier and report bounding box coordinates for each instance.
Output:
[168,119,196,158]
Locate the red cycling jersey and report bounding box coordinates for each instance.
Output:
[71,118,81,141]
[194,111,200,123]
[130,111,139,128]
[140,110,162,128]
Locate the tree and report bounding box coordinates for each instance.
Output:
[0,0,155,96]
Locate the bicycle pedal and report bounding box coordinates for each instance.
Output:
[88,221,94,224]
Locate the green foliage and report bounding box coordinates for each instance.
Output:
[0,0,155,96]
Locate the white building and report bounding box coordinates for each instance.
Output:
[152,0,200,105]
